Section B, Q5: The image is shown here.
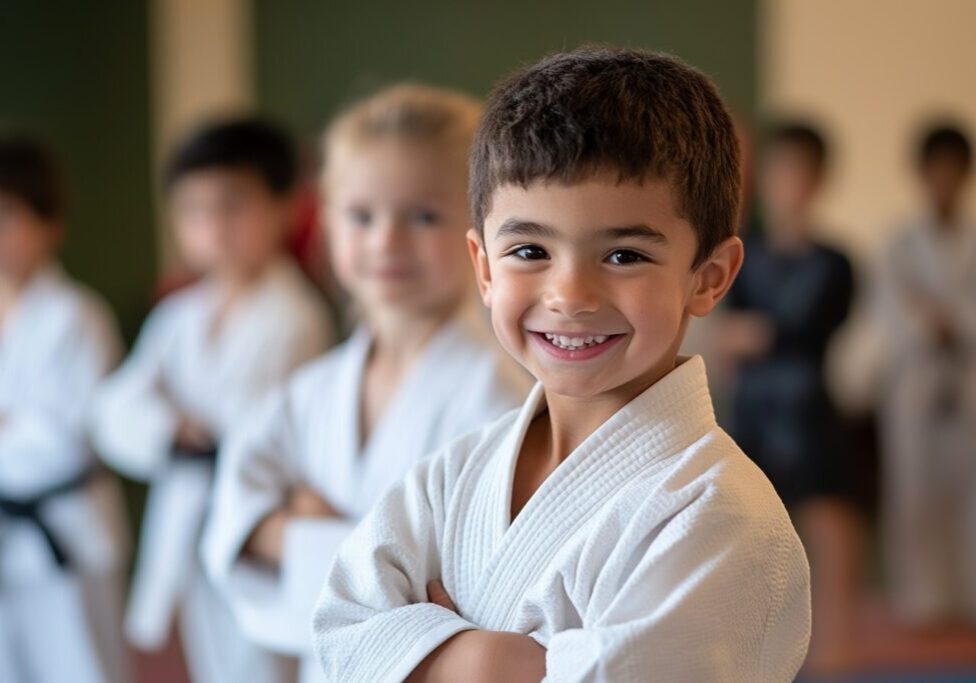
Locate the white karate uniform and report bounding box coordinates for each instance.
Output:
[0,263,129,683]
[90,257,331,683]
[876,213,976,623]
[202,303,530,683]
[312,356,811,683]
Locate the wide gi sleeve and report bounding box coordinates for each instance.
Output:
[311,440,480,683]
[0,299,120,498]
[542,485,811,683]
[89,302,181,481]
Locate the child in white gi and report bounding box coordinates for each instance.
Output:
[91,118,332,683]
[0,134,129,683]
[313,48,811,683]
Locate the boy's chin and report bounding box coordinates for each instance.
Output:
[537,373,617,401]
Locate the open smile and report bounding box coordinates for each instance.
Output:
[529,330,625,361]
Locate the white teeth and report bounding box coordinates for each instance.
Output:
[541,332,612,350]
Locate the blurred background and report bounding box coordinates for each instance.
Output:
[2,1,975,681]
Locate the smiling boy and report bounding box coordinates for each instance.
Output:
[312,47,811,683]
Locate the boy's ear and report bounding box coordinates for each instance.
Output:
[687,236,744,317]
[466,228,492,308]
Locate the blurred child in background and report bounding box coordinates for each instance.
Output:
[202,84,530,683]
[717,122,861,674]
[0,133,129,683]
[90,118,332,683]
[877,123,976,628]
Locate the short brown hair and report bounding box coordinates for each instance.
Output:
[0,132,64,221]
[470,46,740,266]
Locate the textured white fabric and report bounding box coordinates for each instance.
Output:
[89,256,330,682]
[202,305,529,683]
[876,214,976,622]
[313,356,811,682]
[0,263,128,683]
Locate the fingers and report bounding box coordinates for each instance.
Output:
[288,485,341,517]
[426,580,458,613]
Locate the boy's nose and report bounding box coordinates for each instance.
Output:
[370,216,407,252]
[543,266,601,317]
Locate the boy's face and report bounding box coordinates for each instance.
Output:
[920,153,970,216]
[761,143,823,225]
[0,191,60,283]
[170,168,290,278]
[326,139,473,319]
[470,172,741,401]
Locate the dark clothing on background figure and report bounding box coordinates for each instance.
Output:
[727,237,855,506]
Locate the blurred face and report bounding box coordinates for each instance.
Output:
[0,192,60,283]
[470,172,741,401]
[326,139,473,319]
[761,143,823,225]
[920,153,970,217]
[169,168,291,278]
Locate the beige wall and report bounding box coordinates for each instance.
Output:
[150,0,254,268]
[762,0,976,260]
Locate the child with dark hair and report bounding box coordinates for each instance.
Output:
[312,48,810,683]
[717,121,860,673]
[90,116,332,682]
[0,133,129,683]
[877,122,976,626]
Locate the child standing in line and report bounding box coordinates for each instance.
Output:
[91,118,332,683]
[0,133,129,683]
[718,123,860,674]
[877,123,976,627]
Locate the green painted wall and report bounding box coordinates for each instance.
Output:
[0,2,156,341]
[253,0,757,136]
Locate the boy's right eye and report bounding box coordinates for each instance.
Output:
[348,208,372,227]
[508,244,549,261]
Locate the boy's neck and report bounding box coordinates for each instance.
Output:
[0,259,50,325]
[368,307,452,370]
[510,353,682,522]
[0,258,49,297]
[212,258,276,297]
[539,353,680,464]
[358,304,460,450]
[766,211,814,253]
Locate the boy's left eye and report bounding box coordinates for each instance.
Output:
[411,210,440,226]
[606,249,648,265]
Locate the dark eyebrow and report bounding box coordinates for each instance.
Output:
[602,224,669,244]
[494,219,669,245]
[495,218,558,241]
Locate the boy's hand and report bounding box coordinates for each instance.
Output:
[243,508,289,566]
[243,487,341,566]
[174,416,216,453]
[426,580,458,612]
[408,580,546,683]
[407,630,546,683]
[288,485,341,518]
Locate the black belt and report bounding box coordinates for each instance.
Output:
[171,443,219,462]
[0,468,97,568]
